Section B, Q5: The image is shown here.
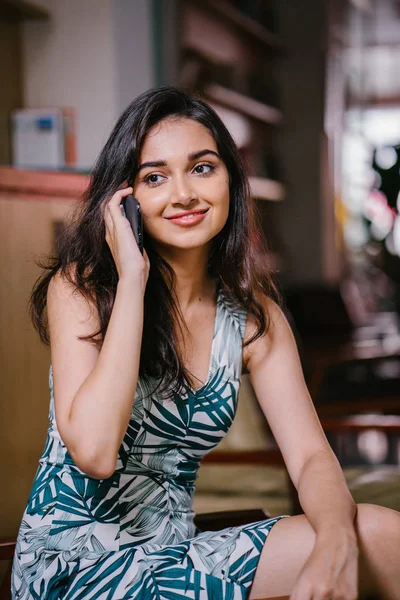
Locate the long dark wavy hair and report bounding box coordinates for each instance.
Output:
[30,86,280,395]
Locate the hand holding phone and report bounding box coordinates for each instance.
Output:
[119,194,143,254]
[105,188,148,283]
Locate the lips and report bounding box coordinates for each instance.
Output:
[165,208,210,227]
[166,208,209,220]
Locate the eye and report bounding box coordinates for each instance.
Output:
[144,173,165,186]
[193,163,215,175]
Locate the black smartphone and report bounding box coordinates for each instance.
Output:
[120,194,143,254]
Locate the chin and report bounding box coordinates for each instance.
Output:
[147,215,228,252]
[151,229,218,252]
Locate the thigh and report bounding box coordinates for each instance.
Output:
[248,513,377,600]
[249,514,315,599]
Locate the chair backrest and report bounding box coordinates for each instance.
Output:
[0,540,15,600]
[284,284,354,339]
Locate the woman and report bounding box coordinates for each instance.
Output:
[12,87,400,600]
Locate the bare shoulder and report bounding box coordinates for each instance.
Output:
[243,295,295,372]
[47,265,101,425]
[47,265,100,336]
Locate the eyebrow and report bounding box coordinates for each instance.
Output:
[137,149,221,172]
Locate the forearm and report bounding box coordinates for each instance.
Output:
[297,450,357,538]
[67,276,145,475]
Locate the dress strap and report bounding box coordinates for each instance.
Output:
[237,305,248,341]
[217,288,248,341]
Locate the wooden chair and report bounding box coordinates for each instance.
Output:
[202,415,400,515]
[304,343,400,416]
[0,540,15,600]
[284,284,400,418]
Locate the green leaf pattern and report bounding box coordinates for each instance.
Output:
[12,290,287,599]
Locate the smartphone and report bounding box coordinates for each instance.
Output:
[120,194,143,254]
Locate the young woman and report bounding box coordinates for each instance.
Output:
[13,87,400,600]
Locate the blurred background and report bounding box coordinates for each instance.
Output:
[1,0,400,579]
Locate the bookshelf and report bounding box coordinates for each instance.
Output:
[191,0,284,51]
[0,0,50,21]
[204,84,283,126]
[249,177,285,202]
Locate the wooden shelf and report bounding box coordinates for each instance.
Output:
[193,0,283,50]
[0,0,50,21]
[249,177,285,202]
[204,84,283,125]
[349,95,400,109]
[0,166,89,198]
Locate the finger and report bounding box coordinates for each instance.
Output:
[103,186,133,220]
[104,196,129,231]
[109,186,133,208]
[104,207,114,233]
[109,188,135,226]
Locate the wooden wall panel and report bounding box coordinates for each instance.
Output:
[0,193,76,537]
[0,21,22,164]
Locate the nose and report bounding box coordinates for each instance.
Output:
[171,173,197,206]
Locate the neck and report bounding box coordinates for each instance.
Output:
[154,243,216,309]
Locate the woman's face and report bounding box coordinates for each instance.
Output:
[133,117,230,252]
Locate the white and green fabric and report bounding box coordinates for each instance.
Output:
[12,289,286,599]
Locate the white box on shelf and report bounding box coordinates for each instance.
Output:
[11,107,76,170]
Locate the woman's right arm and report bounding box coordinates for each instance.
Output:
[48,187,149,479]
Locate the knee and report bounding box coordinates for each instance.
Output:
[355,503,400,546]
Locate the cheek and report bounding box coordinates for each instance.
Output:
[136,195,163,232]
[213,192,230,235]
[217,185,230,219]
[138,202,157,237]
[142,214,160,239]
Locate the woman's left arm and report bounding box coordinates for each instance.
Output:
[246,298,359,596]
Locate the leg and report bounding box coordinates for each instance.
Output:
[356,504,400,599]
[249,504,400,600]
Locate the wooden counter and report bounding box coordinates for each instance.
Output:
[0,167,87,538]
[0,165,90,198]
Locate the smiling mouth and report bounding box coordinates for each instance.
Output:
[167,208,209,221]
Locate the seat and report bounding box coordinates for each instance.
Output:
[284,283,400,418]
[201,416,400,515]
[0,540,15,600]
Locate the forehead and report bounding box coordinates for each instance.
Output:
[140,118,217,160]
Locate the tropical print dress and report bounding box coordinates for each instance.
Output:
[12,289,287,599]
